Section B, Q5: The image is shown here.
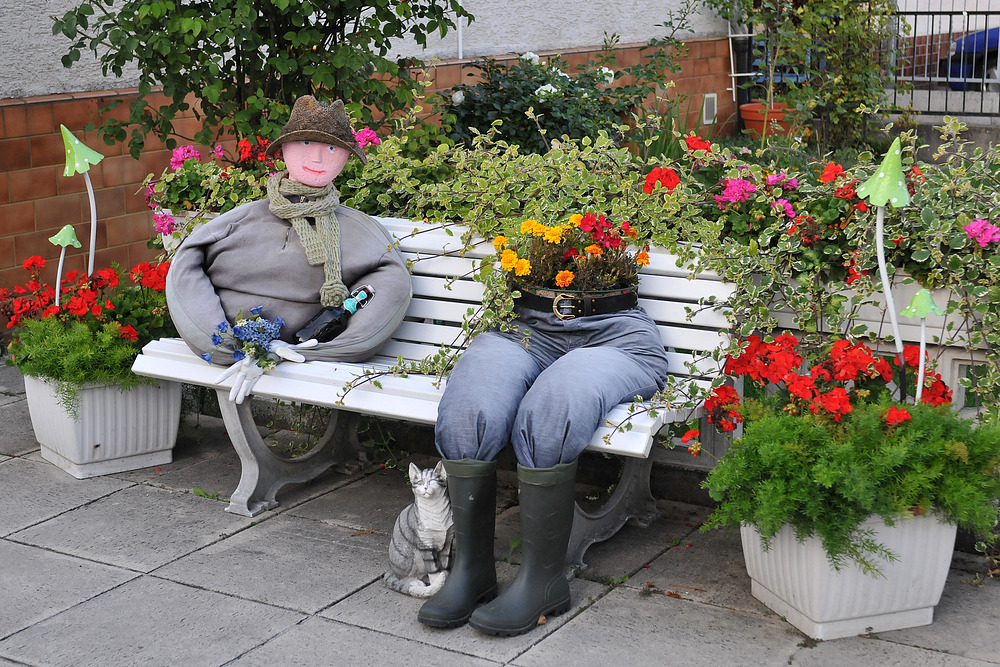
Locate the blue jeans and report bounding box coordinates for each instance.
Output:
[435,306,670,468]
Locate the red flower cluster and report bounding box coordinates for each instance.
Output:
[894,346,953,407]
[131,261,170,292]
[643,167,680,194]
[705,385,742,432]
[237,136,272,163]
[884,405,911,426]
[819,163,845,184]
[723,334,950,424]
[832,178,868,213]
[685,135,711,152]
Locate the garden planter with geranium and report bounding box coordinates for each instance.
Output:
[1,257,181,478]
[697,333,1000,639]
[739,102,791,138]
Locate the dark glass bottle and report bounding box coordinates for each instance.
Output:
[295,284,376,342]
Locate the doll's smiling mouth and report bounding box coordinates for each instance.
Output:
[302,166,326,175]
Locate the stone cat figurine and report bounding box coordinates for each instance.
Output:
[383,461,454,598]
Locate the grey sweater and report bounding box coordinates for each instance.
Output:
[165,199,412,364]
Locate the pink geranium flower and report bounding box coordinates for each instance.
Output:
[964,218,1000,248]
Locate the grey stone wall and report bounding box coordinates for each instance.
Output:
[2,0,724,100]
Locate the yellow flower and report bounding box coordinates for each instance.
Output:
[555,270,575,287]
[585,244,603,257]
[568,213,583,228]
[500,249,518,271]
[543,225,565,244]
[514,258,531,276]
[493,235,508,251]
[520,219,544,236]
[636,251,650,267]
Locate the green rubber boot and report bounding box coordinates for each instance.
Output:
[417,459,498,628]
[468,460,577,637]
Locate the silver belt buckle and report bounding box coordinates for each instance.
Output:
[552,293,576,320]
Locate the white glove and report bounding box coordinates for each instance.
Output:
[268,338,318,363]
[215,356,266,404]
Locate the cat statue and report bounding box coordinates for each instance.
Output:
[383,461,454,598]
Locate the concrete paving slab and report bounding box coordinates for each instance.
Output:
[10,484,254,572]
[0,399,38,455]
[788,635,996,666]
[288,462,426,533]
[0,576,304,667]
[230,615,499,666]
[639,524,765,615]
[511,585,804,667]
[321,561,608,664]
[0,457,131,537]
[0,363,25,396]
[0,540,137,640]
[873,570,1000,664]
[155,513,388,614]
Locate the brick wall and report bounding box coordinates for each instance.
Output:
[0,36,735,292]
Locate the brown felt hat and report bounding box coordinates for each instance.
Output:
[266,96,366,164]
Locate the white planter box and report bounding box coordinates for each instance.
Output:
[24,375,182,479]
[741,515,957,640]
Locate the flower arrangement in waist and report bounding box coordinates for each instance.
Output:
[493,212,649,293]
[203,307,285,372]
[1,256,177,412]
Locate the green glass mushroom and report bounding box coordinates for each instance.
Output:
[49,224,82,305]
[856,137,911,400]
[60,125,104,276]
[901,288,944,404]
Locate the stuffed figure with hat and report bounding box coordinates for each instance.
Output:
[166,96,412,403]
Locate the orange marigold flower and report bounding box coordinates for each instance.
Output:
[585,244,603,256]
[514,258,531,277]
[555,270,575,287]
[568,213,583,227]
[543,226,565,244]
[500,249,518,271]
[493,235,508,251]
[636,251,650,267]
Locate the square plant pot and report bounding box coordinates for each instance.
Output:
[24,375,182,479]
[740,514,957,640]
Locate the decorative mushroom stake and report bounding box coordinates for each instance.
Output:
[855,136,911,399]
[48,224,82,305]
[59,125,104,276]
[900,288,944,404]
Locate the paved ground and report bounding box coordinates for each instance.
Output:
[1,363,999,666]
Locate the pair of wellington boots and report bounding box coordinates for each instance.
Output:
[417,458,577,637]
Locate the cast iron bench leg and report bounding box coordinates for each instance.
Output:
[565,455,660,576]
[217,391,366,516]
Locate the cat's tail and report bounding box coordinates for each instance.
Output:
[383,571,447,598]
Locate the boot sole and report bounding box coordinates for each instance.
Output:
[468,597,572,637]
[417,587,498,629]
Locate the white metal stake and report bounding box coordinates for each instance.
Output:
[916,318,927,404]
[875,205,904,358]
[84,171,97,276]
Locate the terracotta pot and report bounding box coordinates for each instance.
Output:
[740,102,791,138]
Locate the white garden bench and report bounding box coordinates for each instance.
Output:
[132,216,734,572]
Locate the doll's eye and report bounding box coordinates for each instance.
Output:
[328,145,335,151]
[303,141,310,145]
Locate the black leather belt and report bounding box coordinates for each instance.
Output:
[515,289,638,320]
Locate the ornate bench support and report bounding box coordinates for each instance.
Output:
[217,392,367,516]
[565,455,661,575]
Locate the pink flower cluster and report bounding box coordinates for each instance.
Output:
[169,145,202,171]
[714,178,756,209]
[354,128,380,150]
[964,218,1000,248]
[766,172,798,189]
[771,198,795,219]
[153,211,177,235]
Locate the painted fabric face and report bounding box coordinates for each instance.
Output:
[283,141,350,187]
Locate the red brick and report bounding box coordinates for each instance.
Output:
[1,106,29,139]
[8,167,58,203]
[33,193,86,231]
[0,173,7,206]
[435,63,462,90]
[100,154,147,188]
[126,189,152,215]
[105,212,154,246]
[0,202,34,236]
[0,138,31,171]
[59,169,105,195]
[142,150,173,179]
[26,104,55,136]
[52,99,102,133]
[127,240,161,267]
[0,266,24,290]
[0,235,13,268]
[94,244,130,271]
[30,132,68,168]
[94,187,127,220]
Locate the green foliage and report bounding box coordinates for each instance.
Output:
[51,0,472,157]
[439,10,694,155]
[703,397,1000,574]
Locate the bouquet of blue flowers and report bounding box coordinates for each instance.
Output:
[202,306,285,371]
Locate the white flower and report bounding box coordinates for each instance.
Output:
[554,69,570,80]
[534,83,559,99]
[521,51,540,64]
[599,67,615,85]
[451,90,465,105]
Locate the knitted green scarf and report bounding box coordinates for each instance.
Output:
[267,172,349,307]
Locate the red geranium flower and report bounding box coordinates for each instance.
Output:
[819,163,845,183]
[685,135,711,152]
[884,405,911,426]
[643,167,681,194]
